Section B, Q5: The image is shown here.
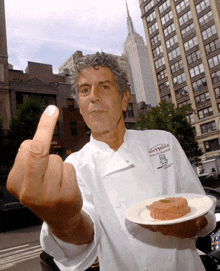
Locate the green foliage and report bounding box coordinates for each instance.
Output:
[135,101,202,161]
[9,99,42,138]
[1,98,42,186]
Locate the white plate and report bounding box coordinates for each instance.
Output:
[125,193,214,225]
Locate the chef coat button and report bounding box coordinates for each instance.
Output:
[126,160,129,163]
[168,255,172,261]
[116,203,121,208]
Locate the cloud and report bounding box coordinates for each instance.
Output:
[5,0,146,73]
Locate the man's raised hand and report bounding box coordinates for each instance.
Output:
[6,106,93,244]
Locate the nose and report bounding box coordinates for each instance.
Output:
[90,86,101,103]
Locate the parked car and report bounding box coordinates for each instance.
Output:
[203,186,220,212]
[0,186,42,232]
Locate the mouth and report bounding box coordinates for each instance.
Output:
[89,109,105,114]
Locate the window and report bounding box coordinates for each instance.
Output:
[150,33,161,46]
[184,36,198,51]
[175,86,189,97]
[164,23,175,37]
[70,121,77,135]
[126,103,134,117]
[201,121,216,134]
[187,50,201,65]
[173,73,186,85]
[192,77,207,92]
[159,0,170,13]
[186,113,194,123]
[168,47,181,61]
[149,22,159,35]
[211,70,220,84]
[166,35,178,48]
[215,87,220,99]
[205,39,220,54]
[196,0,210,14]
[67,99,74,111]
[189,63,204,78]
[161,10,173,25]
[195,92,210,105]
[155,57,165,69]
[161,93,171,102]
[208,54,220,69]
[198,107,213,119]
[179,10,192,26]
[146,11,156,24]
[181,23,195,39]
[178,100,190,107]
[157,69,167,81]
[204,138,220,152]
[202,25,217,41]
[159,81,170,93]
[176,0,190,13]
[153,45,163,57]
[170,60,183,73]
[199,11,213,26]
[144,0,154,12]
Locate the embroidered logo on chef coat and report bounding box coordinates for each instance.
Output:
[148,143,173,170]
[157,153,173,169]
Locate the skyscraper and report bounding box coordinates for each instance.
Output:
[124,1,157,106]
[139,0,220,158]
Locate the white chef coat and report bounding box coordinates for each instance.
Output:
[40,129,216,271]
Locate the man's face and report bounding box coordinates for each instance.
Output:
[78,66,130,134]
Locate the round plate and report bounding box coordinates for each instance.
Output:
[125,193,214,225]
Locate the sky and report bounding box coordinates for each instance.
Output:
[4,0,146,74]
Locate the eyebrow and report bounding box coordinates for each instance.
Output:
[98,80,115,86]
[78,80,115,88]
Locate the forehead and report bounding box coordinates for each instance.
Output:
[77,66,116,86]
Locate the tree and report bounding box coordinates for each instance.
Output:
[3,98,42,184]
[135,101,202,162]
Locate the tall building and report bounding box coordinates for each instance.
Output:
[0,0,11,129]
[124,1,157,106]
[139,0,220,159]
[59,50,139,129]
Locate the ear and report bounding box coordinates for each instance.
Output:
[122,91,130,112]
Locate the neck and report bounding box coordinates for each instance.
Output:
[91,118,126,151]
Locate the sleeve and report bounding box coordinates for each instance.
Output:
[172,134,216,237]
[40,168,101,271]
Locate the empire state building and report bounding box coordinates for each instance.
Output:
[124,1,157,106]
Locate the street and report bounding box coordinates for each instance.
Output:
[0,225,42,271]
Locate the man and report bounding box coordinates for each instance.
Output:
[7,52,216,271]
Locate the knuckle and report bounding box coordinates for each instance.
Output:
[20,140,32,151]
[29,141,44,155]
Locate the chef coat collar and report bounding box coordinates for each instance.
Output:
[90,129,130,153]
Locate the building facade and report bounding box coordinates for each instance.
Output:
[124,1,157,106]
[139,0,220,159]
[5,61,90,158]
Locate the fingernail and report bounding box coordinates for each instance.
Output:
[44,105,56,116]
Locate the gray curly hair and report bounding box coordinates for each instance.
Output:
[71,52,130,101]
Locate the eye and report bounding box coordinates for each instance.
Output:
[101,85,110,90]
[80,87,90,95]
